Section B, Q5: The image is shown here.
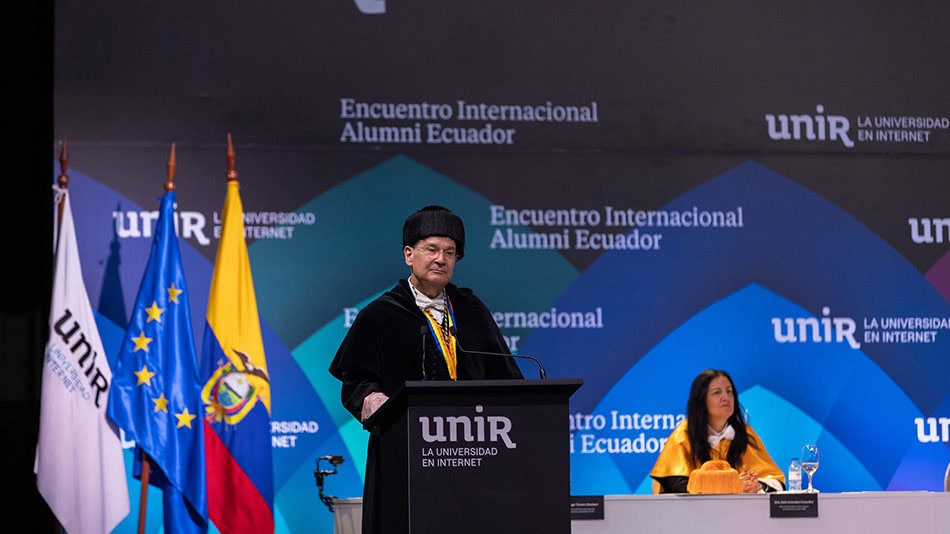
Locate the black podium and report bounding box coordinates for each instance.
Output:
[363,378,582,534]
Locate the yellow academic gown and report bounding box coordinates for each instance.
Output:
[650,420,786,493]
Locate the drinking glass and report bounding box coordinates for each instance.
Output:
[800,444,820,493]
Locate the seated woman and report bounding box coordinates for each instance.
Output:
[650,368,786,494]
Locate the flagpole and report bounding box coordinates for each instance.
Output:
[56,140,68,235]
[226,132,236,182]
[50,139,68,534]
[134,142,176,534]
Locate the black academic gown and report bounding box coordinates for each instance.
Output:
[328,278,524,534]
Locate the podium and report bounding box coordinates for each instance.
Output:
[363,378,582,534]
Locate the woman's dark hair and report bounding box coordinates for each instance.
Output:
[685,369,750,469]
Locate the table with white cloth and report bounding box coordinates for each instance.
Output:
[570,492,950,534]
[334,491,950,534]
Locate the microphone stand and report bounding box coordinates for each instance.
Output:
[420,324,428,380]
[450,326,547,379]
[314,455,345,512]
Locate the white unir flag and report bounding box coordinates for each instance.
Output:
[35,188,130,534]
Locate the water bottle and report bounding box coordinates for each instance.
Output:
[788,458,802,492]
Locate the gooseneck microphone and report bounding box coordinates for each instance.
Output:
[419,324,428,380]
[449,326,547,379]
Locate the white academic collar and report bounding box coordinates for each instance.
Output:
[707,423,735,448]
[409,277,446,320]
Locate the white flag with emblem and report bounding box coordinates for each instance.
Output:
[35,187,130,534]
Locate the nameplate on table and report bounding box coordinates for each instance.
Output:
[769,492,818,517]
[570,495,604,520]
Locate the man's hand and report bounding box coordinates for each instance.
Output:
[361,391,390,422]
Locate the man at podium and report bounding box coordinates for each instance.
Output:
[329,205,524,533]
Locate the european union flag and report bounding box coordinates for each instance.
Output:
[107,188,208,533]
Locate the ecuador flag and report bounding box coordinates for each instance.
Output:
[200,139,274,534]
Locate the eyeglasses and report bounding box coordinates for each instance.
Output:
[415,245,458,261]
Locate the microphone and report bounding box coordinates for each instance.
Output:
[419,324,428,380]
[450,326,547,379]
[318,454,345,466]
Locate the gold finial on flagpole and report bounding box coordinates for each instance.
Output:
[226,133,238,182]
[165,143,177,191]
